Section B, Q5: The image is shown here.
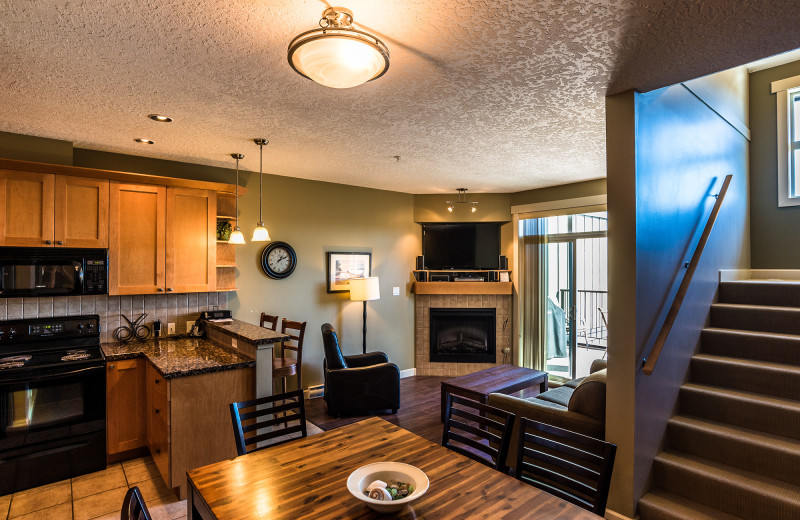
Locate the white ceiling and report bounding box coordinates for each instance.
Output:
[1,1,799,194]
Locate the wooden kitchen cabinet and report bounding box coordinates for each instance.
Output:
[109,182,215,295]
[106,358,147,455]
[0,170,109,247]
[146,362,171,482]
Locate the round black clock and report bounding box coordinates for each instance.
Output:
[261,241,297,279]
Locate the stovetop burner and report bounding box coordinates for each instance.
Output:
[61,349,92,362]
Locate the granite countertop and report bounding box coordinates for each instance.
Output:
[202,318,288,345]
[102,336,256,379]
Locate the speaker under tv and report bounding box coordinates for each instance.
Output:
[416,255,425,270]
[421,222,501,270]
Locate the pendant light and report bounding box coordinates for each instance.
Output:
[251,139,271,242]
[228,153,246,244]
[287,7,390,89]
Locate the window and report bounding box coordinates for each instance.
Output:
[772,75,800,206]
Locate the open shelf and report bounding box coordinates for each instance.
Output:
[216,264,237,268]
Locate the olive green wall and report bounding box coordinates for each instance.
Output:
[749,59,800,268]
[511,178,606,206]
[0,130,73,165]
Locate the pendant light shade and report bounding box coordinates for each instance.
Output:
[229,153,246,245]
[252,139,271,242]
[288,8,389,89]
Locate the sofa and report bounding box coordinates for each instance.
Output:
[488,359,607,471]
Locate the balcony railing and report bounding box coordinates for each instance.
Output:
[558,289,608,349]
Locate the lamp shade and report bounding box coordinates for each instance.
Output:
[349,277,380,301]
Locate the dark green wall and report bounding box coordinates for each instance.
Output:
[0,131,73,165]
[750,59,800,268]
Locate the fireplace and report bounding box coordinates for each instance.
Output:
[430,308,496,363]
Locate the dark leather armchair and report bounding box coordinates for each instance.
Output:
[321,323,400,416]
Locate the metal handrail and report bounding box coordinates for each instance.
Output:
[642,174,733,376]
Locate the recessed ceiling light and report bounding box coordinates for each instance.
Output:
[134,138,154,144]
[148,114,173,122]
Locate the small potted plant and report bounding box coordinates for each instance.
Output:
[216,220,232,241]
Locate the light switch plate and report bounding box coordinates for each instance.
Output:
[167,322,176,335]
[392,286,400,296]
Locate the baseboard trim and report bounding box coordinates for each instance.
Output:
[399,368,416,379]
[605,508,637,520]
[720,269,800,281]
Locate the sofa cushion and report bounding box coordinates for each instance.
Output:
[568,368,606,423]
[534,386,573,408]
[563,377,584,389]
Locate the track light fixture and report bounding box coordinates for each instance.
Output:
[445,188,478,213]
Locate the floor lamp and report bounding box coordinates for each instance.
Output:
[349,277,380,354]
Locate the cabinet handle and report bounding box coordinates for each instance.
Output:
[167,288,173,292]
[155,448,161,454]
[155,408,160,414]
[56,240,63,245]
[157,288,164,292]
[108,364,116,369]
[155,379,160,384]
[45,240,52,245]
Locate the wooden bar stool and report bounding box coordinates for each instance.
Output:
[273,319,306,394]
[260,313,279,331]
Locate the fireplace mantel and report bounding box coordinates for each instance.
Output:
[412,282,512,295]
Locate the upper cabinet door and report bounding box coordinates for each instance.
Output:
[54,176,109,248]
[165,187,216,293]
[0,170,55,247]
[109,182,167,295]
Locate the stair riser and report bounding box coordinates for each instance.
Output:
[679,388,800,440]
[701,330,800,366]
[666,421,799,484]
[719,282,800,307]
[653,459,800,520]
[710,306,800,335]
[690,358,800,400]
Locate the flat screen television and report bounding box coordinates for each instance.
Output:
[422,223,501,270]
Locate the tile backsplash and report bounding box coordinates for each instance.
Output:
[0,292,230,344]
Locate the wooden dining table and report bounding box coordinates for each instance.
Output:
[186,416,601,519]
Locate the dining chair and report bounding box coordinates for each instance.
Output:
[229,389,307,456]
[121,486,152,520]
[442,393,515,471]
[514,417,616,516]
[260,313,279,331]
[273,319,306,394]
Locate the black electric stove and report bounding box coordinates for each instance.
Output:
[0,315,106,495]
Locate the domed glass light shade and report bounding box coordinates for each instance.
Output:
[288,8,389,89]
[228,228,246,244]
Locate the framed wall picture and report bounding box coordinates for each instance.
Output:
[327,252,372,293]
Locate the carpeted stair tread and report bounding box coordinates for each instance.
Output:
[701,328,800,366]
[653,450,800,520]
[667,415,800,484]
[710,303,800,334]
[679,383,800,439]
[690,354,800,399]
[638,489,745,520]
[719,281,800,307]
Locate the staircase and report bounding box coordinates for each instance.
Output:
[638,281,800,520]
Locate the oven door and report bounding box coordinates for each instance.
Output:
[0,257,84,297]
[0,364,106,494]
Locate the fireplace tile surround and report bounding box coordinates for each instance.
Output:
[415,293,512,376]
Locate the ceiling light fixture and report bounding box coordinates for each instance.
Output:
[228,153,246,245]
[446,188,478,213]
[148,114,173,122]
[251,139,271,242]
[133,138,154,144]
[287,7,389,89]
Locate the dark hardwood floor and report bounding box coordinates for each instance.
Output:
[305,375,543,444]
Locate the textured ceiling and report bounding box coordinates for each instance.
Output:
[0,1,799,194]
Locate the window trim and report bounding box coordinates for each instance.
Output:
[772,75,800,207]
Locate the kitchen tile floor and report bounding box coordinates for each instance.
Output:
[0,456,185,520]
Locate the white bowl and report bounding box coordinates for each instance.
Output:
[347,462,430,513]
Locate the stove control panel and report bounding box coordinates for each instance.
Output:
[0,315,100,342]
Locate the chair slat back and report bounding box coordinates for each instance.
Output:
[260,313,279,331]
[229,389,307,456]
[280,319,306,355]
[515,417,616,516]
[121,486,152,520]
[442,393,515,471]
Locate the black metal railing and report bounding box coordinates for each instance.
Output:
[558,289,608,348]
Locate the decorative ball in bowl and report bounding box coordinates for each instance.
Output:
[347,462,429,513]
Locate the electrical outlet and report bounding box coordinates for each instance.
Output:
[167,322,176,335]
[186,322,194,333]
[392,286,400,296]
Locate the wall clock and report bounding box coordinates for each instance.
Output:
[261,241,297,279]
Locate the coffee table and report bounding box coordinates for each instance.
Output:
[440,365,548,421]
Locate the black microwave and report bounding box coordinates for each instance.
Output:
[0,248,108,298]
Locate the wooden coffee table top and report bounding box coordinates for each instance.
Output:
[441,365,548,396]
